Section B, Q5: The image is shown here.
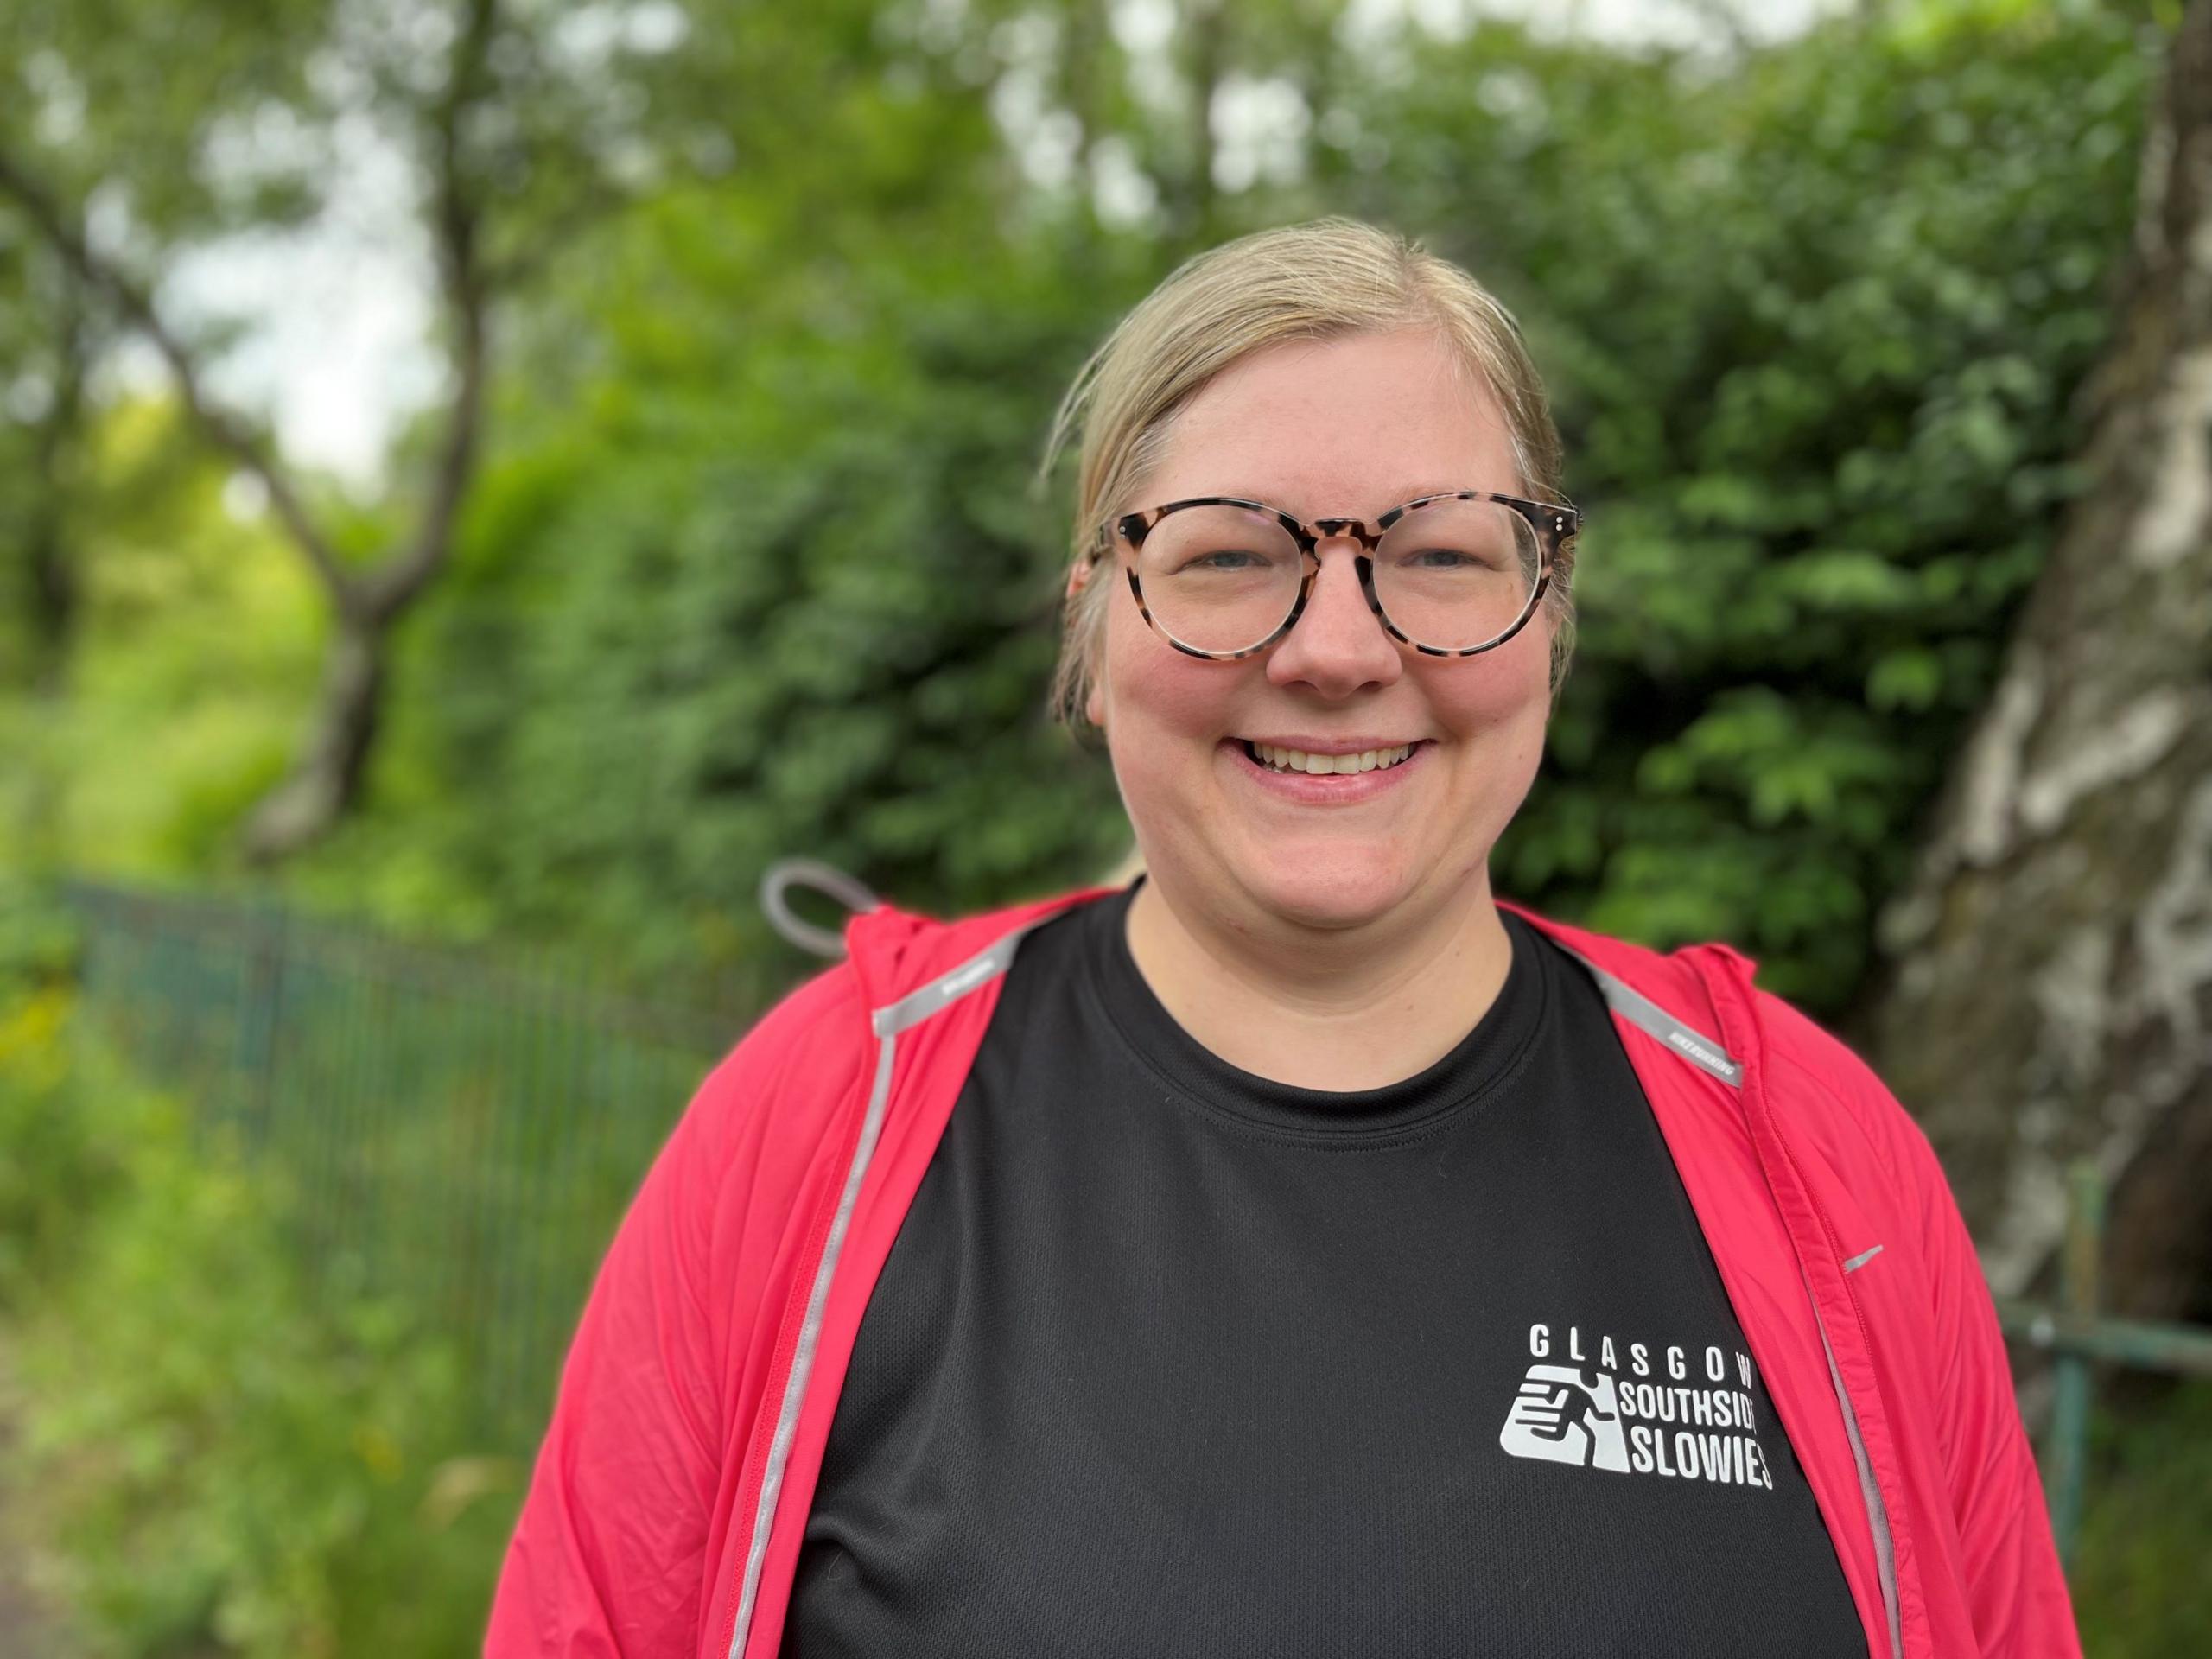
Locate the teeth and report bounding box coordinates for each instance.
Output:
[1250,741,1414,774]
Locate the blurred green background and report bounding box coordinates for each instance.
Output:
[3,0,2209,1652]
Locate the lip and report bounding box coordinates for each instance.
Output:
[1237,734,1422,755]
[1220,735,1431,804]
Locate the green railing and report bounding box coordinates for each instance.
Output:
[63,880,762,1443]
[1999,1162,2212,1568]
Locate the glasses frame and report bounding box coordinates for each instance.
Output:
[1085,490,1580,661]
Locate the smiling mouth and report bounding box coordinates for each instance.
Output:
[1236,739,1429,775]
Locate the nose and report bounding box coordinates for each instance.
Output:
[1264,537,1402,696]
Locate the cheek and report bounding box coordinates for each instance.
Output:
[1425,647,1551,734]
[1101,613,1235,741]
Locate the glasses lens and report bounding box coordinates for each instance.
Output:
[1372,498,1541,652]
[1133,505,1303,654]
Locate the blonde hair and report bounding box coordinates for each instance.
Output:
[1037,216,1576,742]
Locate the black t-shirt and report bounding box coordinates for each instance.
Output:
[784,878,1864,1657]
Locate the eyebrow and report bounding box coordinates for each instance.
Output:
[1199,484,1478,515]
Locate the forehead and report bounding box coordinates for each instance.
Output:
[1145,328,1520,516]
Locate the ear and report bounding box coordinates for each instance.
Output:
[1065,558,1092,601]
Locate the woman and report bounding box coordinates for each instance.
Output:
[486,219,2076,1658]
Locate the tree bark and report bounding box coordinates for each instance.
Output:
[1858,0,2212,1317]
[238,607,387,864]
[6,282,89,868]
[23,288,86,699]
[1168,0,1226,249]
[238,0,494,863]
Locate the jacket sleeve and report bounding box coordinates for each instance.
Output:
[1860,1066,2082,1656]
[483,963,865,1658]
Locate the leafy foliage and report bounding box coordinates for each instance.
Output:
[2072,1381,2212,1656]
[0,954,510,1659]
[309,208,1147,976]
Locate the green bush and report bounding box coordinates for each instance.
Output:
[0,980,521,1658]
[2071,1381,2212,1657]
[0,882,106,1305]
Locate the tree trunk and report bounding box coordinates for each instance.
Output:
[23,299,85,699]
[12,290,89,867]
[240,608,387,865]
[1170,0,1225,248]
[1857,1,2212,1316]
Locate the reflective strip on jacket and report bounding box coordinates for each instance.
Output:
[484,885,2082,1658]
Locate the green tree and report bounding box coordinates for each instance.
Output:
[0,0,685,861]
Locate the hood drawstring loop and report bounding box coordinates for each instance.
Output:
[760,858,882,959]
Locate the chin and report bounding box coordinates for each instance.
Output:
[1236,843,1416,931]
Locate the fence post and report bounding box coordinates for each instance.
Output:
[239,898,289,1154]
[2047,1158,2103,1568]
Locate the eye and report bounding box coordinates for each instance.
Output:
[1181,549,1268,572]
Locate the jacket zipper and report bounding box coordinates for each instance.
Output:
[1796,1202,1906,1659]
[1704,944,1907,1659]
[718,920,1041,1659]
[714,1030,884,1659]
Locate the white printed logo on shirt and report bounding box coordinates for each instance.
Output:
[1497,1322,1777,1490]
[1499,1366,1631,1471]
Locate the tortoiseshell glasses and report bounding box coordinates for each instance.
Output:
[1086,490,1578,660]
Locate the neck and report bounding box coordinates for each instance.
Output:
[1123,866,1514,1092]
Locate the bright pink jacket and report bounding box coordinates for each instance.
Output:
[485,886,2080,1659]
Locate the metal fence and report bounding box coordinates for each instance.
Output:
[1999,1164,2212,1568]
[63,880,760,1444]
